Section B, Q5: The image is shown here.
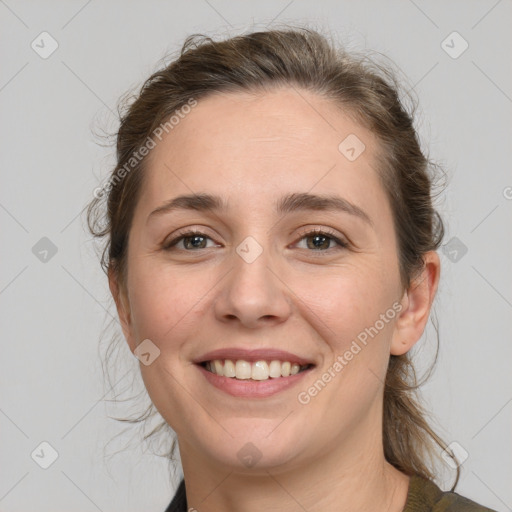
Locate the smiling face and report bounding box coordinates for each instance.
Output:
[110,86,432,475]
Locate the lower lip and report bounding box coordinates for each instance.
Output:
[196,364,313,398]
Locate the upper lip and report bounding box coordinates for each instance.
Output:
[193,348,315,366]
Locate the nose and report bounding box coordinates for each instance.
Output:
[213,242,293,329]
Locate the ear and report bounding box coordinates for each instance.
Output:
[108,267,136,353]
[390,251,441,356]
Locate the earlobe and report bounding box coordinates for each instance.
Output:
[390,251,441,356]
[108,267,136,353]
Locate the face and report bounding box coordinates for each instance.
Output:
[111,87,430,474]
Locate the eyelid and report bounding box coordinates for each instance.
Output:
[163,225,349,252]
[293,226,349,250]
[294,226,346,241]
[163,227,218,249]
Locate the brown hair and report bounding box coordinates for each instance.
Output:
[87,27,458,487]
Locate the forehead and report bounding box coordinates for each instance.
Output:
[149,87,374,160]
[140,87,388,221]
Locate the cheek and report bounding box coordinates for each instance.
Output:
[125,266,211,428]
[296,272,398,401]
[126,263,207,346]
[292,266,396,346]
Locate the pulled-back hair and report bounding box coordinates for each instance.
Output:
[87,27,457,489]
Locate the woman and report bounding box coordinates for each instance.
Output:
[87,28,496,511]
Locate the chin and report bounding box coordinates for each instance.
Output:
[193,420,309,473]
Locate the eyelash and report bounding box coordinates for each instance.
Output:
[163,228,349,253]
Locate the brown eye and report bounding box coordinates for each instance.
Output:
[295,229,348,252]
[164,231,216,251]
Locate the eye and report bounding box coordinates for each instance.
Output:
[163,228,349,253]
[163,229,218,251]
[294,228,348,252]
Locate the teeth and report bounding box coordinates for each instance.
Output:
[251,361,269,381]
[223,359,236,377]
[235,360,252,380]
[205,359,310,380]
[269,360,282,378]
[290,363,300,375]
[213,360,224,376]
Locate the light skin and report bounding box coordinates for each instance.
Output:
[109,86,440,511]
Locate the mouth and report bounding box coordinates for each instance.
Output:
[193,349,316,398]
[199,359,314,381]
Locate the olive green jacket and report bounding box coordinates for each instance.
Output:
[403,475,497,511]
[165,475,497,511]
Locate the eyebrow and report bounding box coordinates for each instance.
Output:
[147,192,373,227]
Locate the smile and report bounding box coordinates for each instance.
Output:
[193,348,316,398]
[202,359,313,380]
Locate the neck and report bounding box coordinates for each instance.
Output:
[178,420,410,512]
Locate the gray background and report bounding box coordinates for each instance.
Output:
[1,1,511,511]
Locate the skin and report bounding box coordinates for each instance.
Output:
[109,86,440,512]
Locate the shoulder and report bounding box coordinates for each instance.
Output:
[165,475,497,512]
[403,475,497,512]
[164,478,187,512]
